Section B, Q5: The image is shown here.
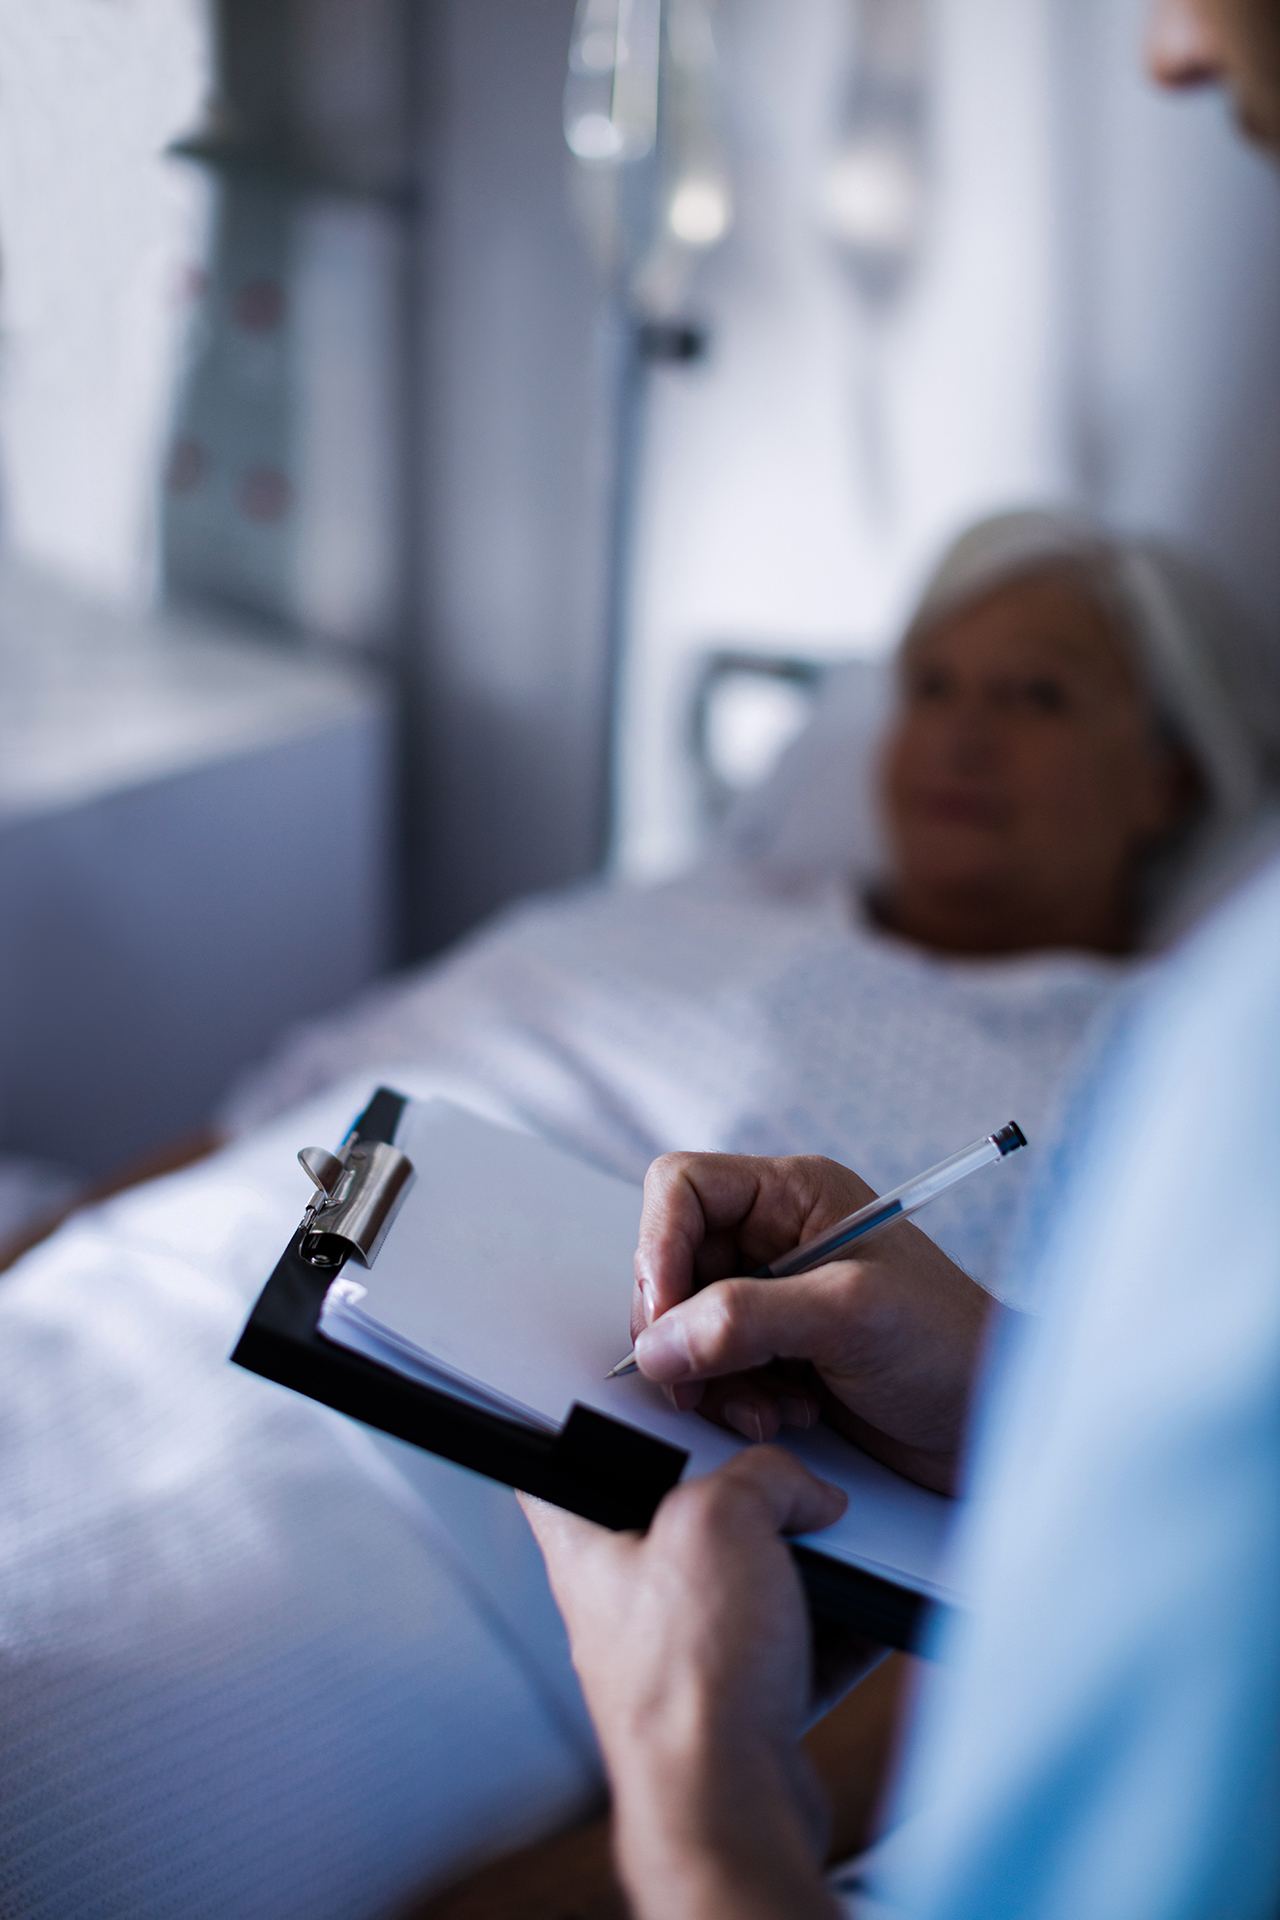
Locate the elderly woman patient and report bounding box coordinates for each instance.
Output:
[0,511,1274,1920]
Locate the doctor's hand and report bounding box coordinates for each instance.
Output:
[629,1151,996,1496]
[520,1448,865,1920]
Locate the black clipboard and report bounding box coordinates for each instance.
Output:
[232,1087,933,1651]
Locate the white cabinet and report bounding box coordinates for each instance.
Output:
[0,564,392,1174]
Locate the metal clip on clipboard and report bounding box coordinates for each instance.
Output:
[295,1139,415,1270]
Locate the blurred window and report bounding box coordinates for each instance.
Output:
[0,0,210,604]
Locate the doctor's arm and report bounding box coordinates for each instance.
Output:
[522,1450,853,1920]
[521,1151,990,1920]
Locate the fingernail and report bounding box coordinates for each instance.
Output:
[778,1396,817,1430]
[724,1401,764,1443]
[641,1280,657,1326]
[635,1313,693,1381]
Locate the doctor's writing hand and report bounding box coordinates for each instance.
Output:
[630,1152,995,1496]
[520,1448,861,1920]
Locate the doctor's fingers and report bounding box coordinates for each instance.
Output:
[653,1445,848,1558]
[633,1263,870,1391]
[521,1455,843,1663]
[518,1491,641,1629]
[633,1152,771,1330]
[632,1150,877,1329]
[520,1447,847,1595]
[690,1364,824,1441]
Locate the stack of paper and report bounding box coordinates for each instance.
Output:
[318,1100,960,1603]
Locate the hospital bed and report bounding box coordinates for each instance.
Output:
[1,649,1274,1920]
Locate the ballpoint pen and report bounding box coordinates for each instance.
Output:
[605,1120,1027,1380]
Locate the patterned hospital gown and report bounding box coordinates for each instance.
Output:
[224,865,1132,1302]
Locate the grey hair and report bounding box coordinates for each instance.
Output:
[907,507,1280,816]
[904,507,1280,944]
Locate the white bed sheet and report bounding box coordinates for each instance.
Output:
[0,1079,602,1920]
[1,866,1132,1916]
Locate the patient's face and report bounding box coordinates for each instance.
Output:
[880,570,1184,956]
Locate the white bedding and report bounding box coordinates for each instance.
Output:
[0,1082,602,1920]
[225,867,1129,1303]
[0,864,1130,1917]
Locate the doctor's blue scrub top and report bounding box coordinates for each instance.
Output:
[872,855,1280,1920]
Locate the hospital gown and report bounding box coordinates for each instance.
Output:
[225,867,1129,1301]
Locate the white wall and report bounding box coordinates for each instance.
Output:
[0,0,210,604]
[615,0,1280,879]
[1064,0,1280,631]
[616,0,1073,876]
[3,0,1277,944]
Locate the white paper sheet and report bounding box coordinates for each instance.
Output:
[319,1100,960,1602]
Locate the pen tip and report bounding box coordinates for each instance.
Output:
[604,1355,638,1380]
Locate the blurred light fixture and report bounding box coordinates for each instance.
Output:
[822,0,929,303]
[823,139,923,257]
[821,0,931,520]
[667,174,730,246]
[563,0,731,319]
[564,0,661,164]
